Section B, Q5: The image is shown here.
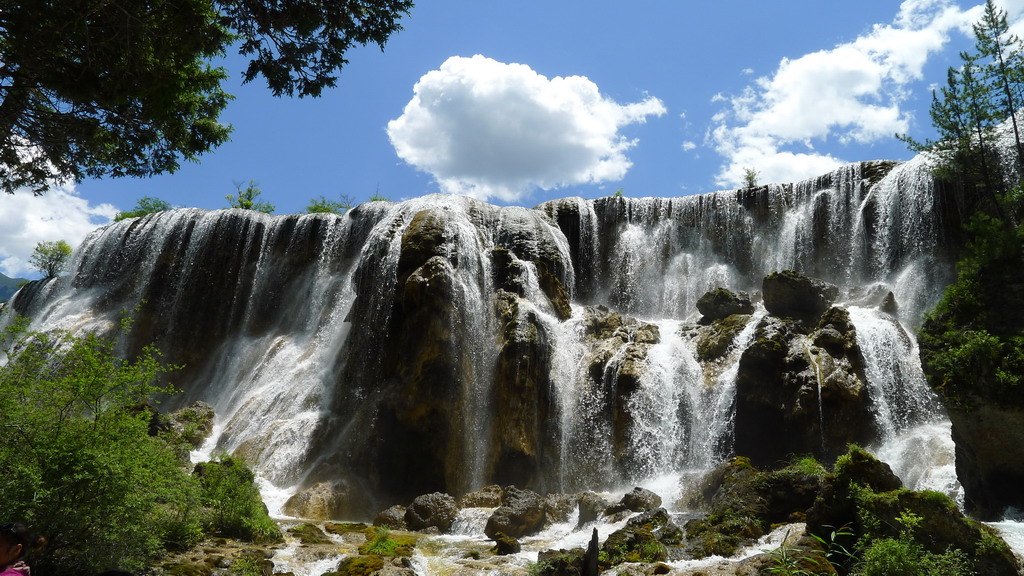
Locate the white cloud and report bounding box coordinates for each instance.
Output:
[387,55,666,202]
[0,185,116,278]
[710,0,980,188]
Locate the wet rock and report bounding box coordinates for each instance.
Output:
[373,505,408,530]
[694,313,751,362]
[696,288,754,322]
[578,306,661,472]
[946,403,1024,520]
[489,295,556,490]
[460,485,504,508]
[404,492,458,533]
[484,486,546,539]
[544,493,578,525]
[283,481,353,521]
[762,270,838,323]
[733,313,878,466]
[576,491,610,528]
[492,532,521,555]
[614,487,662,513]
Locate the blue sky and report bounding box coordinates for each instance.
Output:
[1,0,1019,278]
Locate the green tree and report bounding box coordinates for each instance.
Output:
[973,0,1024,168]
[114,197,174,222]
[742,167,759,188]
[0,316,199,575]
[0,0,414,195]
[28,239,71,278]
[900,55,1005,216]
[306,193,354,214]
[227,180,275,213]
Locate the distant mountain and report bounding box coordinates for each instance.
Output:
[0,272,27,302]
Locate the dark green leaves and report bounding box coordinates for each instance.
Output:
[0,0,414,193]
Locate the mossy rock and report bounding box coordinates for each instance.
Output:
[325,522,371,537]
[854,487,1020,576]
[833,445,902,493]
[682,456,826,560]
[357,528,417,557]
[161,562,213,576]
[331,555,385,576]
[493,531,521,555]
[695,288,754,322]
[288,523,331,545]
[534,549,585,576]
[600,527,667,567]
[695,313,751,361]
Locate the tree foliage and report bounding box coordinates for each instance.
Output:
[910,2,1024,411]
[28,240,71,278]
[0,0,414,194]
[0,315,195,575]
[742,167,760,188]
[0,314,283,575]
[899,0,1024,217]
[919,203,1024,408]
[227,180,275,213]
[306,193,354,214]
[114,196,174,222]
[193,455,281,543]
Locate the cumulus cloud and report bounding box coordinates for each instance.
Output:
[387,55,666,202]
[0,185,117,278]
[710,0,981,188]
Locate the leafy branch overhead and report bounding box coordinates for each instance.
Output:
[0,0,415,194]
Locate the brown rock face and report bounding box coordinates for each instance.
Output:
[762,270,838,323]
[946,403,1024,519]
[733,309,878,467]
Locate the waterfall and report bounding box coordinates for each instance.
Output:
[1,156,963,514]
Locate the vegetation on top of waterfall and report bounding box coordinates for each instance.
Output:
[743,167,760,188]
[0,314,281,575]
[0,0,413,195]
[306,193,355,214]
[226,180,276,213]
[115,196,174,221]
[28,239,71,278]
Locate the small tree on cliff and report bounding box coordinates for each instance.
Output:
[29,239,71,278]
[114,196,173,222]
[227,180,275,214]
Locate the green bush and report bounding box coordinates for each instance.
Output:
[194,455,282,543]
[919,209,1024,407]
[0,316,199,575]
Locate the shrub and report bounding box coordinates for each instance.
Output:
[0,315,198,575]
[193,455,282,543]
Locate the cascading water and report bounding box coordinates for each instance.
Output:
[0,157,966,524]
